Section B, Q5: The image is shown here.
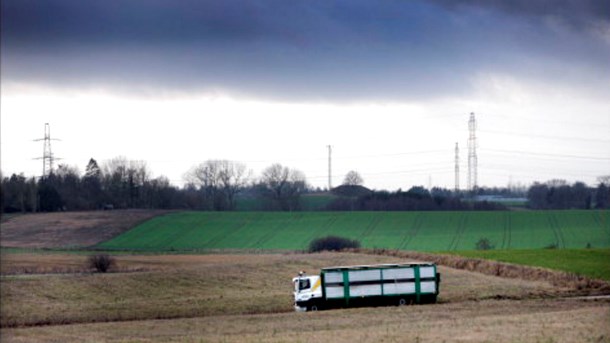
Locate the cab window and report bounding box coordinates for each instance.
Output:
[299,279,311,291]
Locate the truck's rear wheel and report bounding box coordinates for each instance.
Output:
[398,298,407,306]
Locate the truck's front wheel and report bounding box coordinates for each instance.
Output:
[309,304,318,311]
[398,298,407,306]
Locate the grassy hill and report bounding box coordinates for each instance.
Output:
[98,210,610,252]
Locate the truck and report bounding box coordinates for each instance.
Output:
[293,262,440,311]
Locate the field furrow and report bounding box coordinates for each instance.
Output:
[97,210,610,252]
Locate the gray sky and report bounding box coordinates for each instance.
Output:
[1,0,609,190]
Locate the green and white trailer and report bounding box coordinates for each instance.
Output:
[293,262,440,311]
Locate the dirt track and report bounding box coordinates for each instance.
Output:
[2,294,609,342]
[0,210,170,248]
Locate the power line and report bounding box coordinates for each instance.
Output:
[480,128,610,144]
[480,148,610,161]
[480,162,610,178]
[480,164,603,178]
[491,112,610,130]
[338,149,448,160]
[305,167,454,181]
[136,149,451,165]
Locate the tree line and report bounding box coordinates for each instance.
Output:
[327,180,609,211]
[527,179,609,210]
[327,186,507,211]
[0,157,307,214]
[1,157,608,214]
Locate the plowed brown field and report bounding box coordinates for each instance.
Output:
[0,210,170,248]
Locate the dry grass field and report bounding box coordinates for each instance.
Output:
[1,252,557,327]
[0,210,170,248]
[1,252,609,342]
[4,298,608,343]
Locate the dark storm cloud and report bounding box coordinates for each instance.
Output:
[4,1,296,46]
[430,0,610,31]
[2,0,609,101]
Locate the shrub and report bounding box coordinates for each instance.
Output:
[308,236,361,253]
[88,254,115,273]
[475,238,495,250]
[544,243,558,249]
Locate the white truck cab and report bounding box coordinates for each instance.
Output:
[292,271,323,311]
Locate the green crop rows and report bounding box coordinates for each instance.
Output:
[98,210,610,252]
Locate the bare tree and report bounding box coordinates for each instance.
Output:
[55,164,83,210]
[101,157,150,208]
[185,160,220,210]
[342,170,364,186]
[259,163,307,211]
[546,179,567,188]
[83,158,103,209]
[217,160,249,210]
[102,156,129,207]
[185,160,250,210]
[598,175,610,185]
[595,182,609,209]
[2,173,31,213]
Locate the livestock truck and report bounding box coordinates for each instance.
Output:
[293,262,440,311]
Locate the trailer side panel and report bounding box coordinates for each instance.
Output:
[321,263,438,306]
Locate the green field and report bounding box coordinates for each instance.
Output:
[98,210,610,252]
[449,248,610,281]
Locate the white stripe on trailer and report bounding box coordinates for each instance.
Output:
[350,284,382,297]
[324,272,344,283]
[420,281,436,293]
[419,266,436,278]
[348,269,381,282]
[383,282,416,295]
[382,267,414,280]
[325,286,345,298]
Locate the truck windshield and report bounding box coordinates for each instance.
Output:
[298,278,310,291]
